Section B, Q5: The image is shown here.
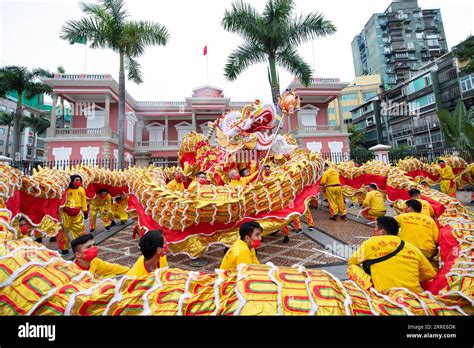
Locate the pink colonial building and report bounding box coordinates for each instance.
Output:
[42,74,349,164]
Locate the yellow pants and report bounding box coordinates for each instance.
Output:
[326,186,347,217]
[293,210,315,229]
[90,205,111,229]
[347,265,373,291]
[362,208,386,221]
[59,210,85,250]
[440,179,456,197]
[110,210,128,223]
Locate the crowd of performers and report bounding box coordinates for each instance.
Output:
[15,157,463,295]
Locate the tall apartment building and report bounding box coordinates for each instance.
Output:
[351,0,448,90]
[327,75,381,126]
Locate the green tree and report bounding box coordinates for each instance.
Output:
[0,66,52,160]
[22,113,50,161]
[0,112,14,157]
[437,101,474,151]
[60,0,170,169]
[347,124,373,163]
[222,0,336,106]
[454,37,474,74]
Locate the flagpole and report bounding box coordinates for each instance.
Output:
[84,44,88,74]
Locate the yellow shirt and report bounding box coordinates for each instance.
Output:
[348,235,436,293]
[167,179,185,193]
[187,180,198,192]
[112,199,128,214]
[320,168,340,186]
[65,187,88,212]
[439,165,455,180]
[90,194,112,210]
[126,255,168,278]
[404,199,435,218]
[74,257,129,278]
[395,212,439,257]
[220,239,259,270]
[363,190,386,211]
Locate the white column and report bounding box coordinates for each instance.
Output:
[104,94,110,135]
[192,111,196,132]
[165,116,169,146]
[47,94,58,137]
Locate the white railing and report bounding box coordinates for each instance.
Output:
[57,74,110,80]
[135,140,181,149]
[299,125,342,134]
[55,128,102,137]
[229,101,253,107]
[136,101,187,107]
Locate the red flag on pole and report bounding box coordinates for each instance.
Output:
[203,45,208,55]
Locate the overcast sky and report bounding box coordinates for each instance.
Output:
[1,0,473,104]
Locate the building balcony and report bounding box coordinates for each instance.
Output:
[135,140,181,151]
[50,127,118,139]
[291,125,344,137]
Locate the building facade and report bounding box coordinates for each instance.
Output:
[327,75,381,126]
[41,74,351,164]
[351,0,448,90]
[0,96,49,160]
[351,98,388,149]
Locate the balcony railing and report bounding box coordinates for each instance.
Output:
[135,140,181,149]
[53,128,118,139]
[136,101,187,107]
[297,125,343,134]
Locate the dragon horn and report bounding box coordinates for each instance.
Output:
[206,121,217,141]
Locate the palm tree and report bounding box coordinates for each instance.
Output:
[57,66,67,128]
[60,0,170,169]
[437,101,474,152]
[0,66,52,160]
[222,0,336,106]
[0,112,14,157]
[22,113,50,161]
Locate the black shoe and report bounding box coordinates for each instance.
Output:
[283,236,290,244]
[341,215,347,221]
[105,226,111,231]
[60,250,69,256]
[308,226,315,231]
[35,237,43,244]
[270,231,279,236]
[223,247,229,255]
[90,229,95,233]
[120,220,127,225]
[110,221,116,227]
[49,236,57,243]
[293,229,303,234]
[329,216,338,221]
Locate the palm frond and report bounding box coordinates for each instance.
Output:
[103,0,128,26]
[437,109,459,147]
[31,68,53,79]
[60,17,113,51]
[125,55,143,84]
[224,42,267,81]
[122,20,169,57]
[263,0,294,26]
[25,82,52,99]
[286,12,337,47]
[222,0,264,43]
[276,47,313,86]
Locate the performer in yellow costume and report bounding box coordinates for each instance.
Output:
[59,175,88,255]
[167,171,185,193]
[361,184,387,220]
[320,163,347,221]
[127,230,168,278]
[72,234,129,278]
[395,200,439,259]
[438,160,456,197]
[221,221,262,270]
[187,171,208,192]
[89,189,112,233]
[407,189,435,218]
[216,160,258,188]
[110,195,129,225]
[348,216,436,292]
